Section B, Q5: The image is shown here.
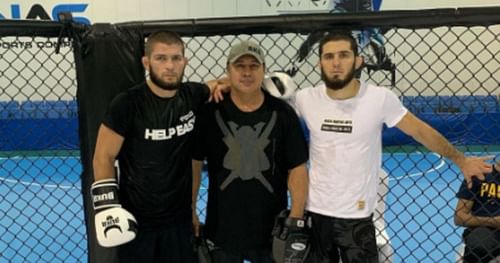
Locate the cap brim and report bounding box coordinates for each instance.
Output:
[229,52,264,64]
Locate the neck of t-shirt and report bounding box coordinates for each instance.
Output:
[229,89,265,113]
[326,79,361,100]
[147,79,178,99]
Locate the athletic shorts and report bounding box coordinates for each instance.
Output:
[463,226,500,263]
[306,212,378,263]
[211,247,273,263]
[117,221,197,263]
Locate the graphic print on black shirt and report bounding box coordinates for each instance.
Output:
[456,165,500,217]
[103,81,209,226]
[215,109,277,192]
[143,110,195,141]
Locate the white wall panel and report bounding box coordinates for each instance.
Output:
[235,0,262,16]
[164,0,189,19]
[2,0,500,23]
[189,0,213,18]
[138,0,167,21]
[87,0,116,22]
[115,0,141,22]
[211,0,237,17]
[381,0,500,10]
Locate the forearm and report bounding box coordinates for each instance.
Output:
[205,79,217,92]
[92,157,116,182]
[192,160,203,210]
[288,164,308,218]
[205,77,229,101]
[455,212,500,228]
[412,122,465,166]
[92,124,124,182]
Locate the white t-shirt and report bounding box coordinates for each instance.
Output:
[294,81,407,218]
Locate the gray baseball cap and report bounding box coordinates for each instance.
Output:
[227,40,265,64]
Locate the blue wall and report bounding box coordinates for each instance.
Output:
[0,96,498,151]
[0,100,79,151]
[383,95,499,146]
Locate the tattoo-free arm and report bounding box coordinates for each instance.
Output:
[454,198,500,228]
[192,159,204,236]
[288,163,308,218]
[205,77,230,102]
[396,112,492,186]
[92,124,124,181]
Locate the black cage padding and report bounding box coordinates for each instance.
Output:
[74,23,144,263]
[116,6,500,36]
[0,19,86,37]
[1,6,500,263]
[76,7,500,262]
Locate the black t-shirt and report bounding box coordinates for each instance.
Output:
[192,90,309,252]
[456,165,500,217]
[103,81,209,227]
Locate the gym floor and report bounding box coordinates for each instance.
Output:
[0,151,497,262]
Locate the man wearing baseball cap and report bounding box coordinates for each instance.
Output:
[192,39,309,263]
[227,40,266,64]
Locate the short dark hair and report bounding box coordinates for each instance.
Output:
[319,31,359,57]
[145,30,185,56]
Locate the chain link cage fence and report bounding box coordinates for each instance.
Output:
[0,21,85,262]
[1,8,500,262]
[176,14,499,262]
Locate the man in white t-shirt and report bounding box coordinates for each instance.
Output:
[293,31,493,263]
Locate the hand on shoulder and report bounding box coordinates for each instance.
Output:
[206,77,230,103]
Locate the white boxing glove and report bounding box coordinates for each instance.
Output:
[263,72,298,100]
[95,207,138,247]
[92,178,138,247]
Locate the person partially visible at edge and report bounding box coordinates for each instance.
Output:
[455,159,500,263]
[91,30,228,263]
[292,31,493,263]
[192,40,309,263]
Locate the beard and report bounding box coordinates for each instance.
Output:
[149,66,183,91]
[322,63,356,91]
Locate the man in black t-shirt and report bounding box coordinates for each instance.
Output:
[455,159,500,263]
[192,40,309,263]
[91,30,226,263]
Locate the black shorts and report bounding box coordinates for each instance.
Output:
[117,221,197,263]
[306,212,378,263]
[211,247,273,263]
[463,226,500,263]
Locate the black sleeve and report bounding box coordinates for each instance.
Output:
[191,102,211,161]
[282,103,309,169]
[102,92,130,137]
[455,179,478,200]
[185,81,210,109]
